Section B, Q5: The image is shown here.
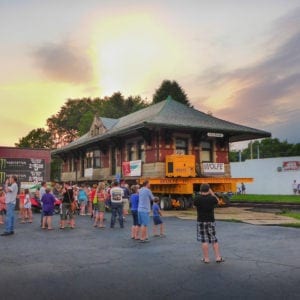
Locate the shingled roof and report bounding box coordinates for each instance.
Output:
[52,96,271,154]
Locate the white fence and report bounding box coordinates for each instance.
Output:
[230,157,300,195]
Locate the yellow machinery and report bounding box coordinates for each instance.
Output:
[139,155,253,210]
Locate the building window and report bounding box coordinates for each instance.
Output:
[127,143,134,161]
[175,138,188,154]
[201,141,212,162]
[86,151,93,168]
[137,141,145,162]
[68,158,73,172]
[93,150,101,168]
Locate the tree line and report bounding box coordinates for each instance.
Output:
[229,138,300,161]
[15,79,299,159]
[16,80,190,149]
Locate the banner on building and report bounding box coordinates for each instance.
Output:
[282,161,300,171]
[202,163,225,174]
[0,158,45,183]
[122,160,142,177]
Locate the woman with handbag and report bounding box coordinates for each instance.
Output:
[60,182,75,229]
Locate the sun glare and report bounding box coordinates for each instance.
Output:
[89,13,182,97]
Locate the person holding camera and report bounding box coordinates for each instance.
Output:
[1,176,18,236]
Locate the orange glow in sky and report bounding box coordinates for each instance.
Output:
[0,0,299,146]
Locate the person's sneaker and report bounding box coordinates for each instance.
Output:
[1,232,12,236]
[160,234,166,238]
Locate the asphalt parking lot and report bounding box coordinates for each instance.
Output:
[0,213,300,300]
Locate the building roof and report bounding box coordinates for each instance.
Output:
[52,96,271,155]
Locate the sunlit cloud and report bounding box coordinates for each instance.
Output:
[192,8,300,143]
[33,40,93,84]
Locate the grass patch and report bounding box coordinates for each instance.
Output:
[279,223,300,228]
[231,194,300,203]
[279,211,300,220]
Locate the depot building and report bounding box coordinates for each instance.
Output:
[51,96,271,183]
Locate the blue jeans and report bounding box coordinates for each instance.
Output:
[5,203,15,233]
[110,203,123,228]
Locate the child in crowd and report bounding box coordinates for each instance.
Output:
[0,187,6,224]
[41,188,56,230]
[130,185,140,240]
[19,189,25,222]
[24,189,32,223]
[152,197,165,237]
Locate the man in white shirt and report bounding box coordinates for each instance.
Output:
[110,181,124,228]
[1,176,18,236]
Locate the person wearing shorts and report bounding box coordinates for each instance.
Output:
[130,185,140,240]
[93,182,107,228]
[193,183,224,264]
[138,181,154,243]
[60,182,75,229]
[41,188,55,230]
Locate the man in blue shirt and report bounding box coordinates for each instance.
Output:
[138,180,154,243]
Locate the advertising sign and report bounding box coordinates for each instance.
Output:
[202,162,225,174]
[122,160,142,176]
[0,158,45,183]
[282,161,300,171]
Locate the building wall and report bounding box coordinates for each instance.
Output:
[230,156,300,194]
[56,130,232,182]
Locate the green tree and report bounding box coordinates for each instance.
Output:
[15,128,52,148]
[230,138,300,161]
[47,98,95,146]
[152,80,192,107]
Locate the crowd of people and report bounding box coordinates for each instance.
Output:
[1,176,224,263]
[0,178,166,242]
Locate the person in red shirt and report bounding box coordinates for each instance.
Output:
[0,187,6,224]
[18,189,25,223]
[89,184,97,217]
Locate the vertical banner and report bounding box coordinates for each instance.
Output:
[122,160,142,177]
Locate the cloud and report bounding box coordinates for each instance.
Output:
[33,40,93,84]
[195,8,300,143]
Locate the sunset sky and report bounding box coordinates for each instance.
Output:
[1,0,299,148]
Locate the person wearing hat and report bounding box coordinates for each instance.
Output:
[193,183,224,264]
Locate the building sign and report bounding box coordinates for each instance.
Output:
[0,158,45,183]
[207,132,224,138]
[202,163,225,174]
[84,168,93,178]
[122,160,142,177]
[282,161,300,171]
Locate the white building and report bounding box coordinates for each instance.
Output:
[230,157,300,195]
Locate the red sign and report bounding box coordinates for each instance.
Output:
[282,161,300,171]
